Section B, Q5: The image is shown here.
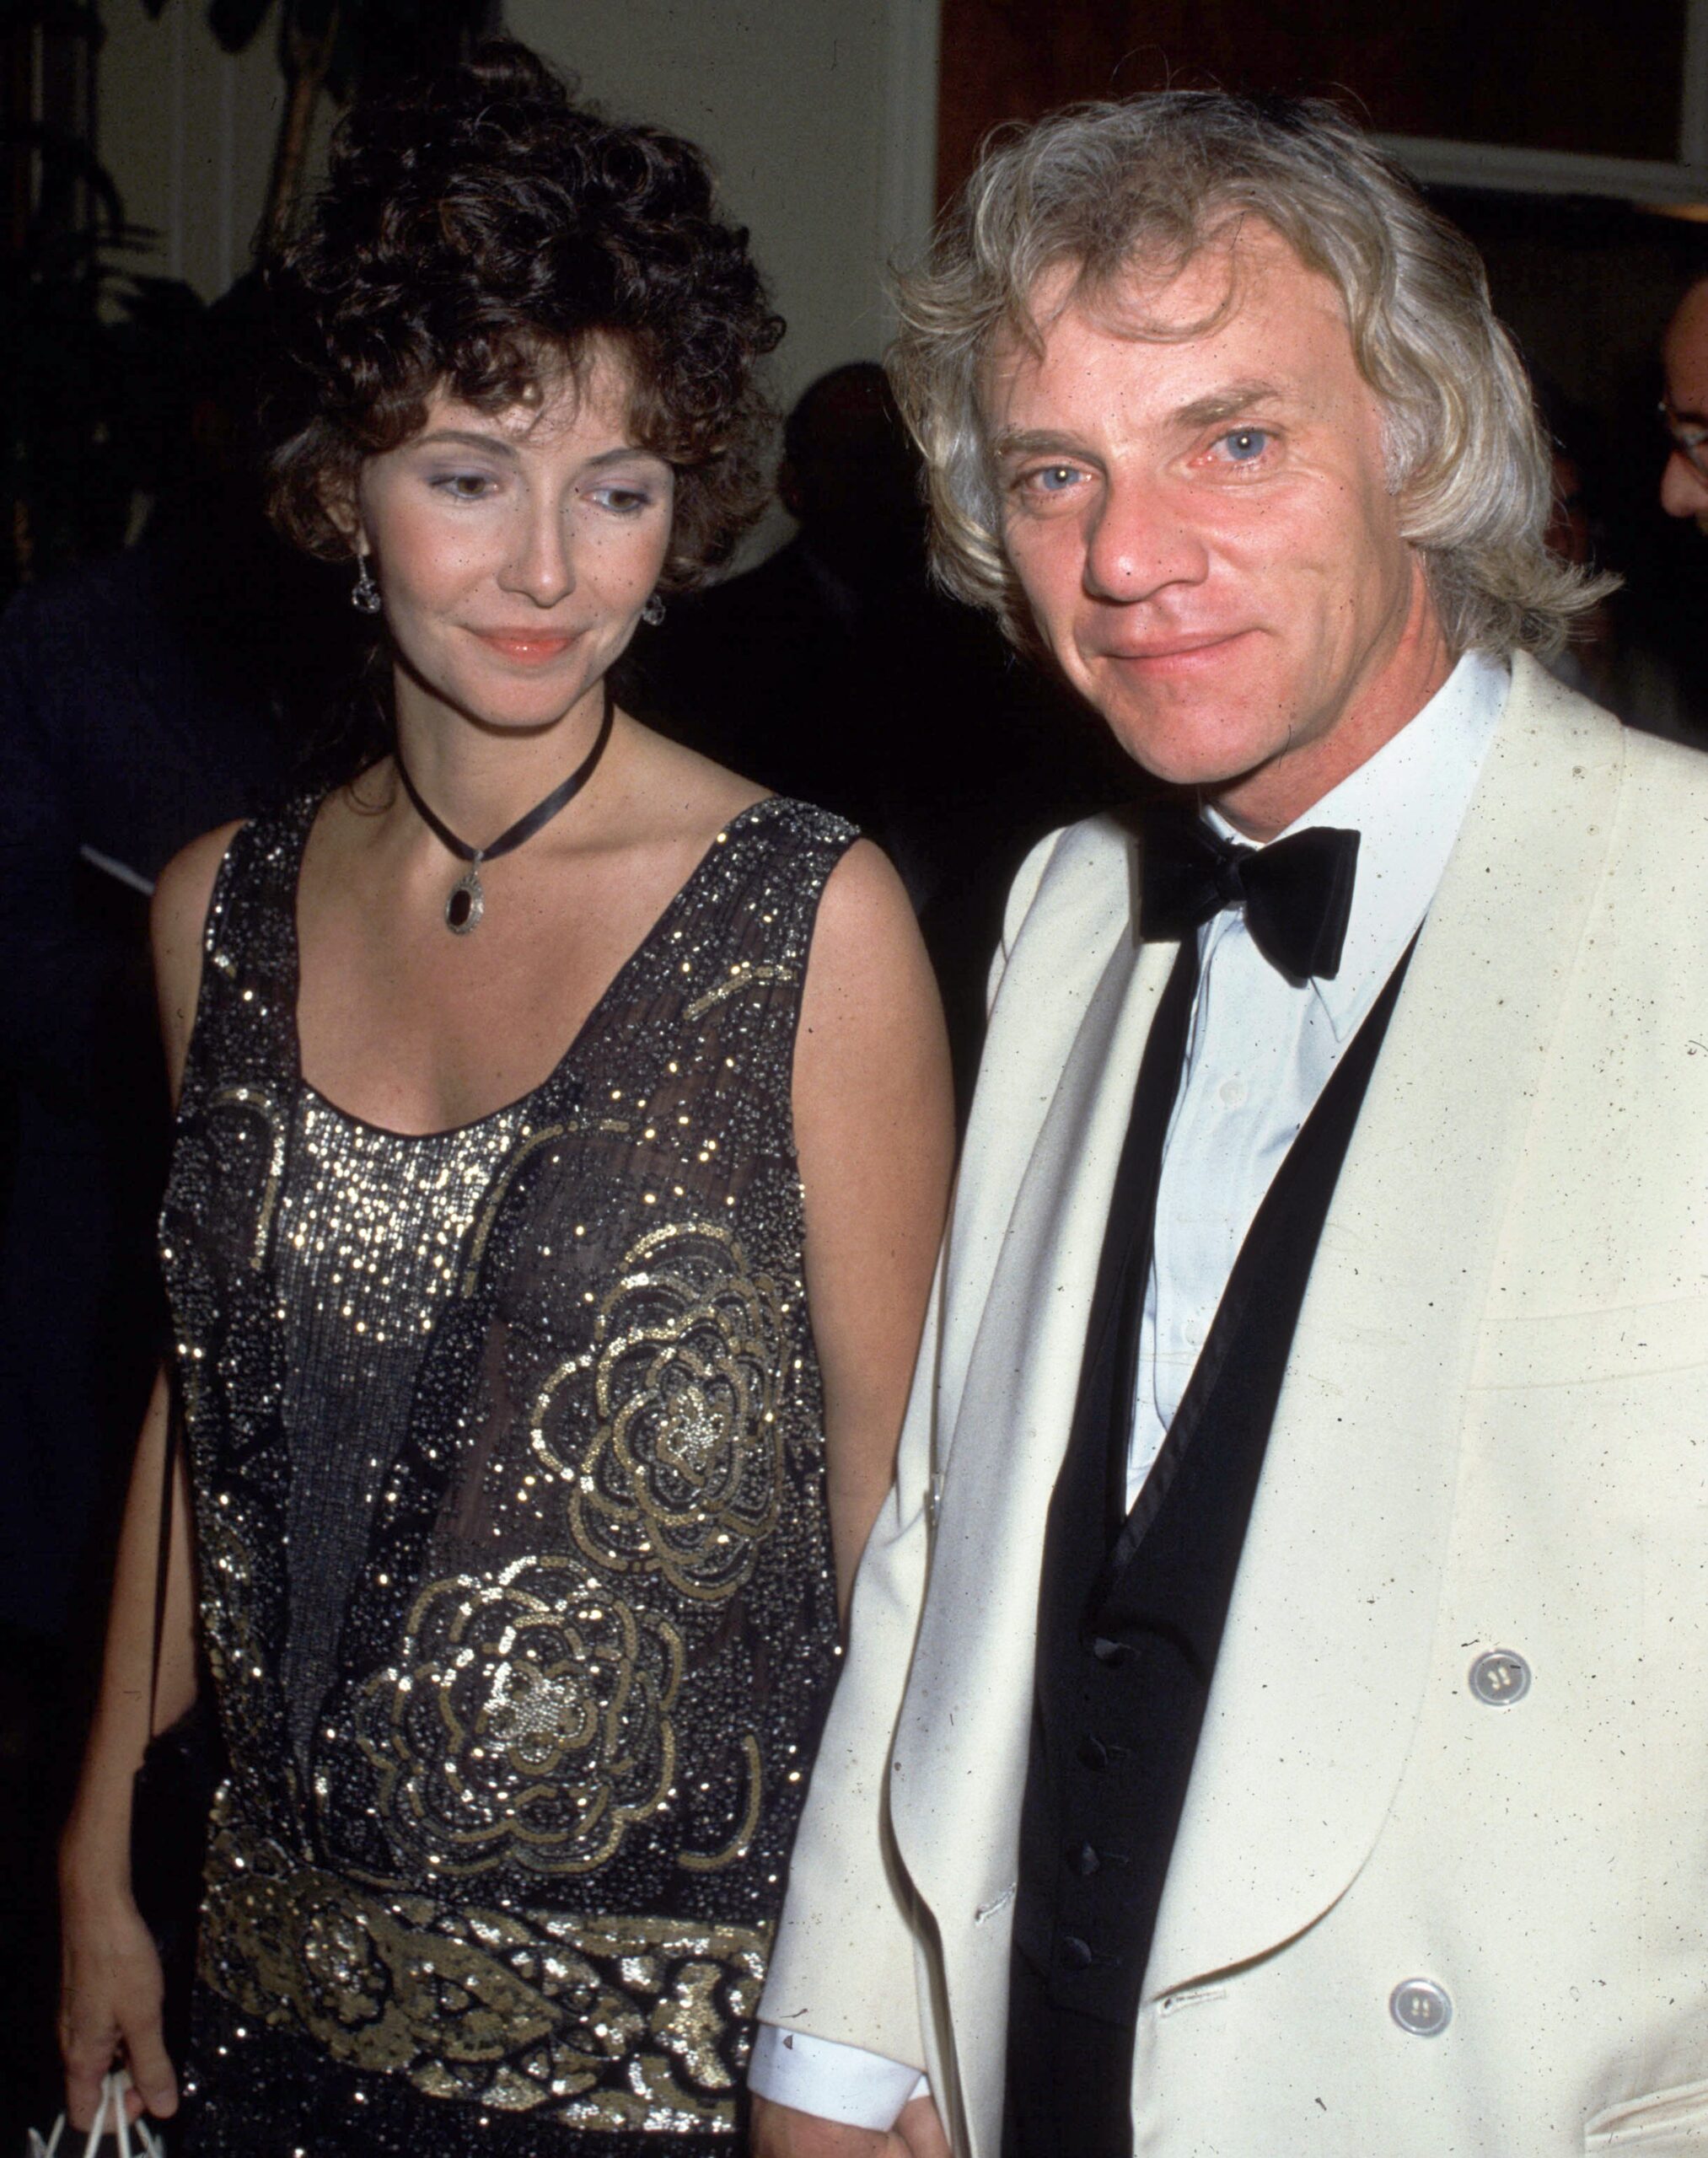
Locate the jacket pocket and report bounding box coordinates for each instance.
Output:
[1587,2080,1708,2150]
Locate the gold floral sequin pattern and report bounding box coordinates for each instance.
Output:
[199,1810,770,2128]
[532,1221,789,1602]
[160,794,854,2145]
[356,1556,685,1878]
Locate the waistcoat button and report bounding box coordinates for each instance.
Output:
[1066,1840,1101,1876]
[1077,1734,1110,1771]
[1059,1935,1094,1971]
[1389,1978,1453,2035]
[1468,1649,1530,1705]
[1091,1635,1132,1666]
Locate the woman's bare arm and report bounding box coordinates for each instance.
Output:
[792,840,954,1617]
[57,822,235,2128]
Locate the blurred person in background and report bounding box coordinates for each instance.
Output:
[1533,367,1697,740]
[1661,276,1708,534]
[633,360,1133,1107]
[0,273,356,2136]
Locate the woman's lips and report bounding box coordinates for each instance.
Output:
[471,630,575,663]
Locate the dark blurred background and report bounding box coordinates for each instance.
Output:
[3,0,1705,2139]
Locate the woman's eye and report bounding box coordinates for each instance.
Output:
[430,472,497,501]
[592,484,655,515]
[1215,427,1272,464]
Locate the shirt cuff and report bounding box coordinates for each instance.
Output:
[747,2022,930,2128]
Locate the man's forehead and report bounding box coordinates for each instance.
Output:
[1022,221,1326,339]
[984,225,1351,416]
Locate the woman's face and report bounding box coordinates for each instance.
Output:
[350,342,674,736]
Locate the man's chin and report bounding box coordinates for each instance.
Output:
[1091,701,1281,795]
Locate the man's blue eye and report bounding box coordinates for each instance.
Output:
[1220,428,1270,463]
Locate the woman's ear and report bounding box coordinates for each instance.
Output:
[320,473,364,553]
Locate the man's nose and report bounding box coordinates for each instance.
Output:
[499,503,576,605]
[1083,475,1210,602]
[1661,444,1708,522]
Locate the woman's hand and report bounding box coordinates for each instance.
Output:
[56,1362,197,2133]
[57,1879,179,2129]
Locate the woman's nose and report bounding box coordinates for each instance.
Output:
[498,504,576,606]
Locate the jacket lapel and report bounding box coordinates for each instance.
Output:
[890,814,1179,2087]
[1146,656,1627,1995]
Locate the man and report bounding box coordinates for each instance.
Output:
[746,94,1708,2158]
[1662,275,1708,531]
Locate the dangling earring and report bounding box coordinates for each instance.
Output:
[352,555,382,615]
[641,591,665,626]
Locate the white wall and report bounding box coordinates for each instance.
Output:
[503,0,940,552]
[99,3,337,301]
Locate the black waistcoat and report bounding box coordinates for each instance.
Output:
[1002,934,1415,2158]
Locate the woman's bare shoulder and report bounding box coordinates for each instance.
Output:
[153,819,242,945]
[804,837,929,1004]
[151,819,244,1088]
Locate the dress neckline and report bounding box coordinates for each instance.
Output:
[286,792,781,1143]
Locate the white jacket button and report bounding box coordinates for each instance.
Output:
[1469,1649,1530,1705]
[1390,1979,1453,2035]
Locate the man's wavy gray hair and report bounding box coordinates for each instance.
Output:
[890,93,1612,658]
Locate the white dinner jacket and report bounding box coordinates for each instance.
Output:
[761,655,1708,2156]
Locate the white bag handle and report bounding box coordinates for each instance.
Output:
[26,2069,164,2158]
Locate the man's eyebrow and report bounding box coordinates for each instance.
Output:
[991,380,1290,464]
[1172,379,1286,429]
[990,428,1098,463]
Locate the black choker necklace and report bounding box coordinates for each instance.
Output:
[394,684,615,933]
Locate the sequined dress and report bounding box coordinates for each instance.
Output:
[159,793,857,2155]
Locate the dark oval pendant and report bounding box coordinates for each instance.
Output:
[446,867,484,935]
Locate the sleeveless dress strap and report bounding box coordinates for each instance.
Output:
[180,794,318,1114]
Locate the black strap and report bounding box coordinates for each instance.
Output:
[148,1377,185,1741]
[394,679,615,867]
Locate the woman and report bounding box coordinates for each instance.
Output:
[57,42,953,2155]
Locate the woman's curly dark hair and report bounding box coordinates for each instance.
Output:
[264,40,783,590]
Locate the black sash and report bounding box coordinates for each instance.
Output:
[1002,936,1415,2158]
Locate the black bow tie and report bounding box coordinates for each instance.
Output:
[1138,811,1362,981]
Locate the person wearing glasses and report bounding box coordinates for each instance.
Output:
[1661,276,1708,533]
